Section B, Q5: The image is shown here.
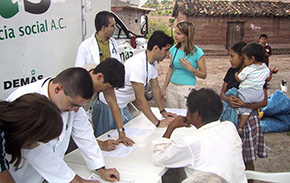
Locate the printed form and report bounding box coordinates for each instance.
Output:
[89,173,133,183]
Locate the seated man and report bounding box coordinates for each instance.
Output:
[152,88,247,183]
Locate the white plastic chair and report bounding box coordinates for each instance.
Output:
[245,170,290,183]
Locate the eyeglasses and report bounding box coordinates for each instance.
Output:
[63,88,82,109]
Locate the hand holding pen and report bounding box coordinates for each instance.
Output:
[98,135,119,151]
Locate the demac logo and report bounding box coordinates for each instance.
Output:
[0,0,51,19]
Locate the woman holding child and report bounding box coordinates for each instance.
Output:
[220,41,278,182]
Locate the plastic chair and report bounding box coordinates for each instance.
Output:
[245,170,290,183]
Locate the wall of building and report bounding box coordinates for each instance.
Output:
[112,8,146,35]
[177,12,290,54]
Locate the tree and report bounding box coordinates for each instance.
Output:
[148,18,172,38]
[161,0,169,4]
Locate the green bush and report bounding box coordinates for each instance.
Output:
[147,19,173,38]
[161,0,169,4]
[169,18,175,25]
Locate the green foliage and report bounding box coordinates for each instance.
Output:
[161,0,169,4]
[144,3,157,8]
[147,19,173,38]
[169,18,175,25]
[143,0,174,16]
[150,9,173,16]
[143,0,176,38]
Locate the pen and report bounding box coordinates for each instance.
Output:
[107,134,112,139]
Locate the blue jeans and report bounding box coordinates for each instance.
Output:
[92,100,132,137]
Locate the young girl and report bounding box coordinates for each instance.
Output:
[161,21,207,109]
[220,42,267,182]
[0,93,62,183]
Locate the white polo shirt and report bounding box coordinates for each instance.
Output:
[99,51,158,108]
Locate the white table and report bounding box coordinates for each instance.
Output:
[65,108,195,182]
[66,162,162,183]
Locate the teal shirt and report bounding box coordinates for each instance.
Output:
[170,45,204,85]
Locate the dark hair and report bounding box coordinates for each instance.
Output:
[53,67,94,100]
[0,93,62,167]
[95,11,114,32]
[242,43,265,62]
[259,34,268,39]
[147,31,174,51]
[93,58,125,89]
[231,41,247,56]
[186,88,222,123]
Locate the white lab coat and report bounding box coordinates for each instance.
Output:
[75,34,121,67]
[6,78,105,183]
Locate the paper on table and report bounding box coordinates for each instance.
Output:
[102,144,135,158]
[108,128,152,138]
[166,108,187,116]
[159,109,187,121]
[89,173,133,183]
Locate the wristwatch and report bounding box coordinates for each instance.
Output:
[156,120,161,127]
[160,109,166,114]
[117,128,125,132]
[95,166,105,171]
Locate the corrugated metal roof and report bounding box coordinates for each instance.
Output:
[173,0,290,17]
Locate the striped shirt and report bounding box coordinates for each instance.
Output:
[238,63,270,90]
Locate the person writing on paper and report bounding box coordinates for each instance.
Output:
[95,31,176,135]
[83,58,134,151]
[75,11,134,147]
[0,93,63,183]
[6,68,119,183]
[153,88,247,183]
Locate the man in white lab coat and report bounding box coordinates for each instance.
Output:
[152,88,247,183]
[6,68,120,183]
[75,11,120,66]
[75,11,133,146]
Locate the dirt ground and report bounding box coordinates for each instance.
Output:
[152,54,290,182]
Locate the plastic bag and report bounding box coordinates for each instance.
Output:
[260,90,290,133]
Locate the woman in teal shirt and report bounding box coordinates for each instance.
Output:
[162,21,207,108]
